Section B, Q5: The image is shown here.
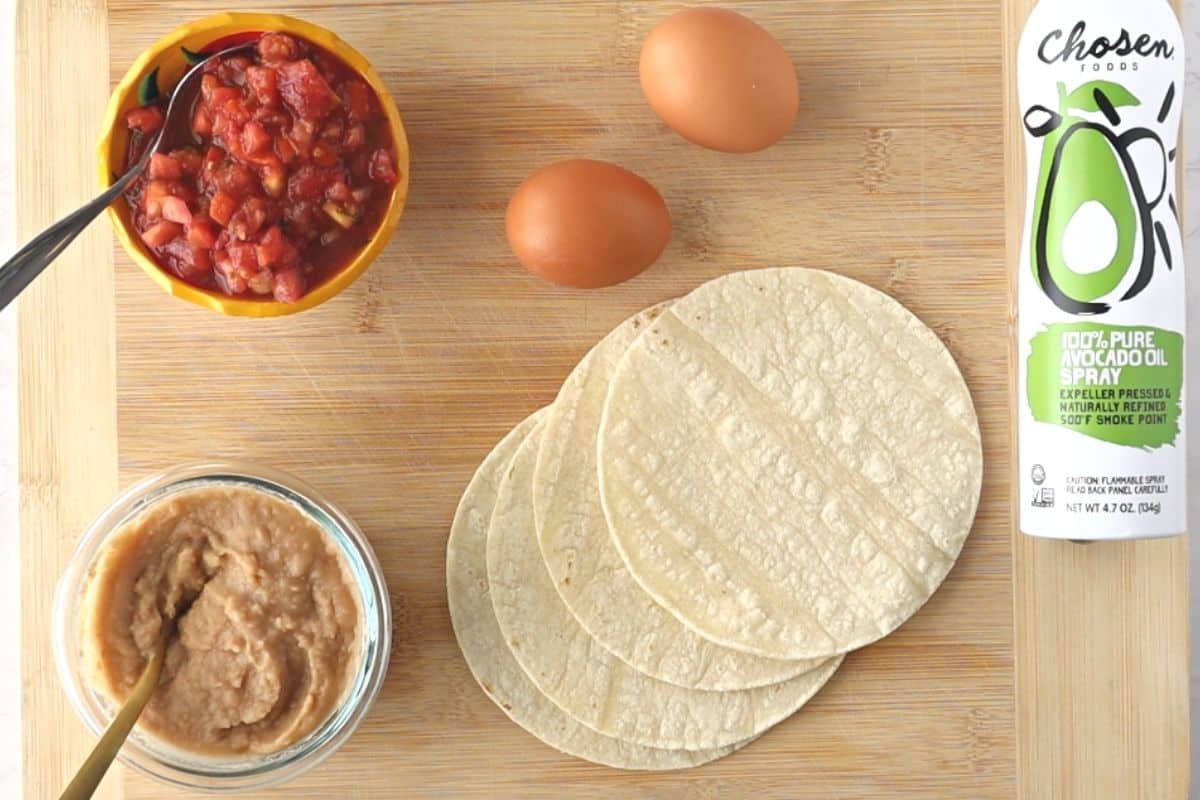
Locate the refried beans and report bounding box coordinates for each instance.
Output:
[80,484,362,755]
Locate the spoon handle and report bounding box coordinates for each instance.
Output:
[0,169,139,314]
[0,43,254,315]
[58,636,167,800]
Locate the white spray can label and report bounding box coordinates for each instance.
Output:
[1017,0,1186,539]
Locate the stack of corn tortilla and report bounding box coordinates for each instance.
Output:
[447,268,983,769]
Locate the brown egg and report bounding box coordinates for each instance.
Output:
[640,7,799,153]
[506,159,671,289]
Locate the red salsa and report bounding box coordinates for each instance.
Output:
[122,32,399,303]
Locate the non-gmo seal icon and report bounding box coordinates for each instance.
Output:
[1032,465,1046,485]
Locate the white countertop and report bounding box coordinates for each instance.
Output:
[1173,3,1199,791]
[0,4,1197,798]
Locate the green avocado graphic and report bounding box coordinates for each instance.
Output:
[1025,81,1165,315]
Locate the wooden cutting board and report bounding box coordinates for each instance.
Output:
[15,1,1187,797]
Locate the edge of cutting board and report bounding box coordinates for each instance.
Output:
[15,1,122,798]
[14,0,1190,796]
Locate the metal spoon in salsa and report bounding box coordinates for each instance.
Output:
[122,32,399,303]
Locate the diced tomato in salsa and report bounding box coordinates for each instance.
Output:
[169,148,203,177]
[255,225,292,268]
[368,148,398,185]
[162,238,213,281]
[240,121,272,155]
[160,196,193,225]
[228,196,269,241]
[192,105,213,136]
[141,220,182,248]
[208,190,238,226]
[340,80,375,122]
[227,242,258,271]
[122,31,397,302]
[258,32,300,64]
[273,267,306,303]
[275,137,299,164]
[287,164,327,201]
[142,179,194,220]
[148,152,182,180]
[245,65,279,107]
[187,217,219,249]
[276,60,338,121]
[125,105,163,135]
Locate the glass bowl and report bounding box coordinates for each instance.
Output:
[52,463,391,792]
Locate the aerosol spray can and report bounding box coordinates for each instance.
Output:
[1016,0,1186,539]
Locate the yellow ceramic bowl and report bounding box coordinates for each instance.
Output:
[99,13,410,317]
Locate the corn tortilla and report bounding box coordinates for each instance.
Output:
[488,426,842,750]
[534,305,820,689]
[447,410,742,769]
[597,269,983,659]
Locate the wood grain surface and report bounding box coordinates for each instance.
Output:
[1004,1,1191,798]
[107,3,1013,797]
[15,1,123,798]
[7,0,1170,797]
